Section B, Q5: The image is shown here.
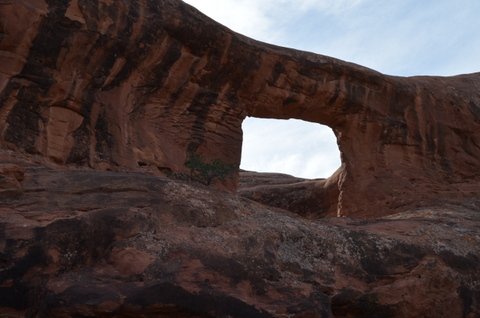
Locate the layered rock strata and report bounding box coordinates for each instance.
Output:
[0,151,479,317]
[238,171,339,218]
[1,1,480,315]
[1,0,480,216]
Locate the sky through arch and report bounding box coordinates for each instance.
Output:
[241,118,340,178]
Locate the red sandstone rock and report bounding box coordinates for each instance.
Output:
[238,170,339,218]
[0,151,479,317]
[0,163,24,198]
[1,0,480,317]
[1,0,479,217]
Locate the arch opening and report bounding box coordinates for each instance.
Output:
[240,117,341,179]
[238,117,342,218]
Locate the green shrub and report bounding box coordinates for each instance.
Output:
[185,153,235,185]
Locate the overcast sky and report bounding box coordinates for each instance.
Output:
[183,0,480,179]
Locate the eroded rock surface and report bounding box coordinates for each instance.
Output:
[1,0,479,216]
[239,170,339,218]
[1,1,480,316]
[1,151,479,317]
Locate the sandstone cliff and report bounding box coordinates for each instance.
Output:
[1,0,480,317]
[1,0,479,217]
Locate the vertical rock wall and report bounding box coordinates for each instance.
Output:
[1,0,479,216]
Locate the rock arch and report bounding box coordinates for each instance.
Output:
[1,0,479,217]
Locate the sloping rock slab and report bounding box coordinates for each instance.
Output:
[1,152,479,317]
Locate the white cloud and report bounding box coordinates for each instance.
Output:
[183,0,283,42]
[298,0,365,15]
[184,0,480,76]
[286,1,480,76]
[240,118,341,178]
[183,0,368,43]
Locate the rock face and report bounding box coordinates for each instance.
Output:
[1,150,479,317]
[1,1,480,317]
[0,0,479,217]
[239,171,339,218]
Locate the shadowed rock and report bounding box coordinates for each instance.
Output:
[238,170,339,218]
[0,151,479,317]
[1,0,480,316]
[1,0,479,216]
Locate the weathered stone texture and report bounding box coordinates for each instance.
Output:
[1,0,480,216]
[0,152,479,317]
[1,1,480,316]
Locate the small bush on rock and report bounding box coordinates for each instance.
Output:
[185,153,235,185]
